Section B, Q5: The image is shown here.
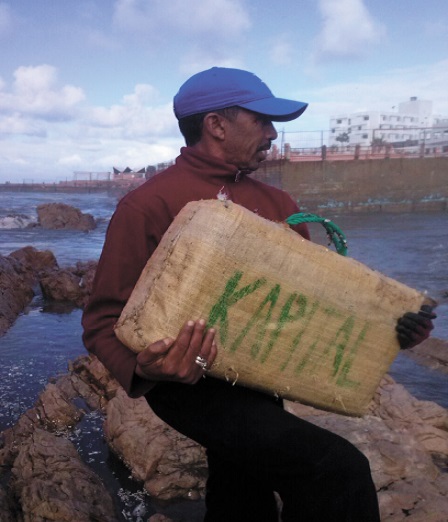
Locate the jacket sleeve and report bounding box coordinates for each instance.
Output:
[82,198,162,398]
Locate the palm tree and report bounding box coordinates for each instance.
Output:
[335,132,350,145]
[371,137,387,152]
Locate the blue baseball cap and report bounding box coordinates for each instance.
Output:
[173,67,308,122]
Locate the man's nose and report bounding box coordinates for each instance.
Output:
[266,121,278,141]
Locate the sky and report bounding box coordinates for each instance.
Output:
[0,0,447,183]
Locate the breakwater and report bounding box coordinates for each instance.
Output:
[2,156,448,213]
[254,156,448,214]
[0,182,130,195]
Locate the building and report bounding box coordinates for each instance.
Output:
[112,166,146,179]
[425,117,448,153]
[329,97,440,151]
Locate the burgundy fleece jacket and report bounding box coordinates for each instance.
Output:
[82,147,310,397]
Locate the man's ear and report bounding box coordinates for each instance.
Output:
[202,113,226,141]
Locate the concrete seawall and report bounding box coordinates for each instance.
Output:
[254,156,448,214]
[1,157,447,214]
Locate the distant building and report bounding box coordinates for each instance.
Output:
[425,117,448,153]
[112,167,145,180]
[329,97,447,152]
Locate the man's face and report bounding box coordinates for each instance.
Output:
[222,109,278,173]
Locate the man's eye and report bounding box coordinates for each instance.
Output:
[255,115,271,126]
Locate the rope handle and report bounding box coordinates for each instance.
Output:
[286,213,348,256]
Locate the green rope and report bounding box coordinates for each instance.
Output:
[286,213,348,256]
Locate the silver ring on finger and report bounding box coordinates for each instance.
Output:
[195,355,208,370]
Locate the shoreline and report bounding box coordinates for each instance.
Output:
[0,183,447,215]
[0,182,128,196]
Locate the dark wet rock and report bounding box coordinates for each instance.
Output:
[1,348,448,521]
[72,260,97,296]
[68,354,121,408]
[39,260,97,308]
[0,248,97,335]
[11,428,118,522]
[40,269,84,304]
[8,246,59,280]
[0,246,60,335]
[406,338,448,375]
[0,356,121,521]
[0,255,34,335]
[287,375,448,520]
[35,382,85,432]
[0,383,84,468]
[0,483,17,521]
[36,202,96,231]
[104,388,207,501]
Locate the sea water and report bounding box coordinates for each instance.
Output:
[0,191,115,264]
[0,190,447,521]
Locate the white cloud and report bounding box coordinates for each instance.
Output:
[0,68,181,182]
[87,84,176,138]
[0,113,47,137]
[288,59,448,135]
[89,103,175,138]
[0,128,182,183]
[268,37,295,67]
[58,154,83,167]
[95,140,180,171]
[0,65,85,120]
[10,157,28,166]
[122,83,159,106]
[314,0,385,61]
[325,60,448,114]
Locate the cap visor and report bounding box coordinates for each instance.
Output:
[239,98,308,122]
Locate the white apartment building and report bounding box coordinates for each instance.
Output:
[329,97,436,149]
[426,118,448,152]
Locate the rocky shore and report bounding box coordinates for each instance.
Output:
[35,202,96,232]
[0,203,96,334]
[0,241,447,521]
[0,245,96,335]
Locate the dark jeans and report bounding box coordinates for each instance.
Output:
[146,377,380,522]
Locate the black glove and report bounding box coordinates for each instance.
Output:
[396,304,437,350]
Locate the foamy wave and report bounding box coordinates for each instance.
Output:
[0,215,36,229]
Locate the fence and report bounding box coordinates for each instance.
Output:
[270,128,448,162]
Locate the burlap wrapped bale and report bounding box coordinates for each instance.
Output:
[115,200,434,416]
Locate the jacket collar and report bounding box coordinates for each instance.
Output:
[176,146,245,182]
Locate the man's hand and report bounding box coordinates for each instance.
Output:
[396,304,437,350]
[135,319,217,384]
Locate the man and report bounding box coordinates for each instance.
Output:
[82,67,435,521]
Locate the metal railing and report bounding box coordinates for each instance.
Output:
[270,128,448,161]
